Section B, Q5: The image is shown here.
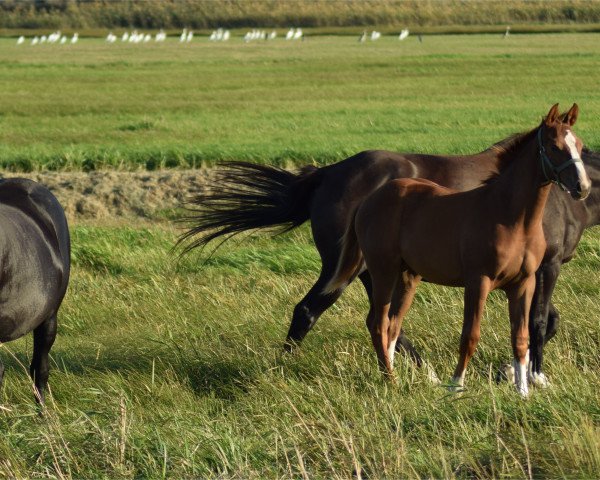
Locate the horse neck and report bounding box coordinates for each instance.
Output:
[584,157,600,226]
[491,133,551,231]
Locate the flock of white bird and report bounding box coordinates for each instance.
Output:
[17,31,78,45]
[16,27,413,46]
[359,28,409,42]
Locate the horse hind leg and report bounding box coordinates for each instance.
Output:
[284,263,354,351]
[451,277,491,391]
[387,271,421,371]
[30,314,57,404]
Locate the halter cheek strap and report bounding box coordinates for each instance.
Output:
[537,127,582,191]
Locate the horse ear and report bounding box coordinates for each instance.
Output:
[563,103,579,126]
[545,103,560,126]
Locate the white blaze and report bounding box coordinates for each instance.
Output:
[565,130,591,192]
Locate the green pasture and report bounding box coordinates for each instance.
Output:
[0,224,598,477]
[1,33,600,170]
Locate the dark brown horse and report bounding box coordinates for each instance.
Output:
[323,104,590,396]
[180,110,600,386]
[0,178,70,403]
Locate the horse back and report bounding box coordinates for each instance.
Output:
[0,178,70,280]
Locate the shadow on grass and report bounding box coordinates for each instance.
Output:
[1,339,262,403]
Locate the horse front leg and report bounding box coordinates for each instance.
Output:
[529,261,560,387]
[451,277,491,390]
[507,275,536,397]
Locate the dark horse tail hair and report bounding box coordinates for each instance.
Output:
[323,209,363,295]
[178,161,322,254]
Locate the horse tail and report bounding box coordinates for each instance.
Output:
[178,161,322,254]
[323,210,363,294]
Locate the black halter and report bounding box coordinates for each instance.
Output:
[538,126,582,191]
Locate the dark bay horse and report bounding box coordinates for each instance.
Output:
[0,178,70,403]
[180,111,600,386]
[323,104,590,396]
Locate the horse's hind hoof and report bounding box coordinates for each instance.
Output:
[445,378,465,393]
[529,371,550,388]
[423,362,441,385]
[496,364,515,384]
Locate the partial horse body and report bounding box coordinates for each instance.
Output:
[0,178,70,403]
[181,110,600,385]
[324,104,590,396]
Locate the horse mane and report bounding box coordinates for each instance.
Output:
[484,124,541,184]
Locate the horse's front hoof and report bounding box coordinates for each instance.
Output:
[513,360,529,398]
[515,383,530,398]
[529,371,550,388]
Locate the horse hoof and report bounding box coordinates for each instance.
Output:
[529,371,550,388]
[515,384,530,398]
[446,378,465,393]
[496,364,515,384]
[423,362,441,385]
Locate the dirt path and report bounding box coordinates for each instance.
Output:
[2,170,215,222]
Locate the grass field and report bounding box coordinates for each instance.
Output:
[0,34,599,478]
[2,34,600,170]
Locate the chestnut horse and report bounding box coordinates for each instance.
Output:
[323,104,590,396]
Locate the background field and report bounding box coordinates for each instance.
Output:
[0,34,599,478]
[2,33,600,170]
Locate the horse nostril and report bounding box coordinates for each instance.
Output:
[576,182,582,193]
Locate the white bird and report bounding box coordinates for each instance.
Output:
[31,36,39,45]
[144,34,151,42]
[223,30,230,41]
[504,26,511,38]
[286,28,294,40]
[370,31,381,41]
[122,32,129,42]
[106,32,117,43]
[17,36,25,45]
[155,30,166,42]
[60,36,67,44]
[186,31,193,42]
[40,35,47,43]
[293,28,303,40]
[71,33,79,44]
[399,29,409,41]
[180,29,187,42]
[359,31,367,43]
[268,31,276,40]
[48,31,61,43]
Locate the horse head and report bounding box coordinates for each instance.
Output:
[539,103,591,200]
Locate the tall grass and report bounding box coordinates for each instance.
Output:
[0,222,598,477]
[2,0,600,29]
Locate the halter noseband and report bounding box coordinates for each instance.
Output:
[537,126,582,191]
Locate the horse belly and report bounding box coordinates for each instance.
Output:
[400,217,464,287]
[0,225,63,342]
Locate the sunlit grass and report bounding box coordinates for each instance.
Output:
[0,223,598,477]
